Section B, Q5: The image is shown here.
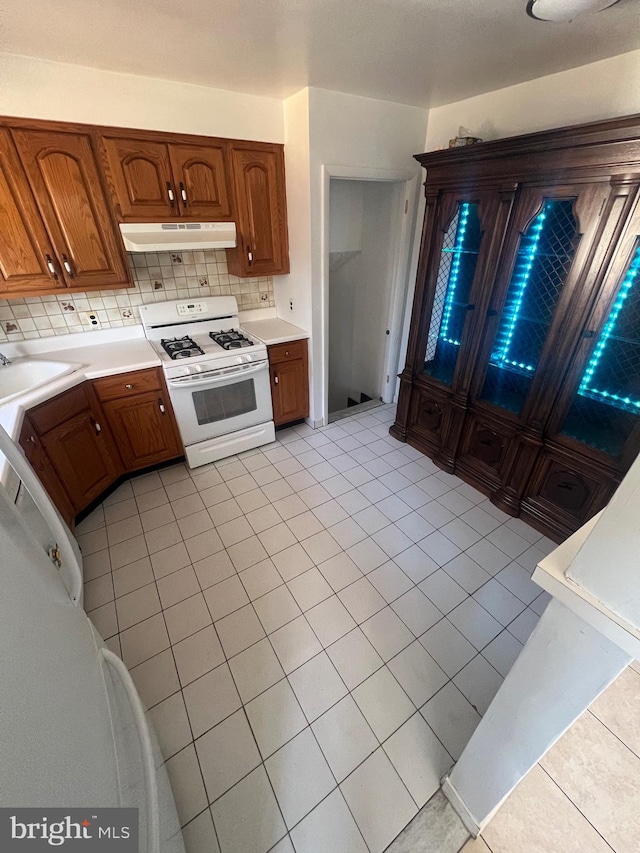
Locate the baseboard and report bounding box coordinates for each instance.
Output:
[441,775,481,838]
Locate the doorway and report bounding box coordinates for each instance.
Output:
[327,178,407,417]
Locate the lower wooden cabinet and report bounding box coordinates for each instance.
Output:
[23,383,122,516]
[19,416,75,526]
[268,339,309,426]
[19,368,183,524]
[93,367,182,471]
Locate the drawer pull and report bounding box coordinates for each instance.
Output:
[158,398,166,414]
[285,351,290,356]
[45,254,59,280]
[61,254,74,278]
[125,383,133,389]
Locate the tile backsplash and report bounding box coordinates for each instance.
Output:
[0,250,275,343]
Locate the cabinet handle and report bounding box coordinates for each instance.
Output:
[28,435,35,444]
[274,374,279,385]
[45,254,59,280]
[125,383,133,389]
[581,330,595,339]
[167,182,175,206]
[247,246,253,266]
[93,420,102,434]
[464,303,475,311]
[487,309,499,317]
[158,398,166,414]
[180,182,188,205]
[61,254,75,278]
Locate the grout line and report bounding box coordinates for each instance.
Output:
[538,764,617,852]
[585,707,640,762]
[87,402,552,851]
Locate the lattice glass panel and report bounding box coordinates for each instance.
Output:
[480,199,579,414]
[561,243,640,457]
[423,202,481,386]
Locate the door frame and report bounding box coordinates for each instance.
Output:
[319,165,419,426]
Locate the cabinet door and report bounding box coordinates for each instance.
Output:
[228,144,289,277]
[271,359,308,426]
[102,391,183,471]
[549,193,640,470]
[101,136,177,220]
[40,405,121,513]
[13,129,130,291]
[396,190,514,469]
[19,416,75,526]
[472,184,611,422]
[0,129,65,296]
[169,143,232,219]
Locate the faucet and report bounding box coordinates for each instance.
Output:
[0,352,10,366]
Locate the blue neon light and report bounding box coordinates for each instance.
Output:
[578,245,640,411]
[493,208,547,366]
[439,203,469,344]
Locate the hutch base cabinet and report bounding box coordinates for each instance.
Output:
[392,114,640,542]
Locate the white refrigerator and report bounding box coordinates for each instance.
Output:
[0,424,185,853]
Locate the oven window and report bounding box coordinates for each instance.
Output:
[192,378,257,425]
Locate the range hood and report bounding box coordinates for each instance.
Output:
[119,222,237,252]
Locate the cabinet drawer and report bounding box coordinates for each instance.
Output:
[268,339,306,365]
[93,368,163,402]
[29,383,89,435]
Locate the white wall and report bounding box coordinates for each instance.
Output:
[0,52,284,141]
[279,89,313,330]
[307,88,428,423]
[568,450,640,631]
[424,49,640,151]
[329,181,363,253]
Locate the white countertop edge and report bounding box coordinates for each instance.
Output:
[532,513,640,658]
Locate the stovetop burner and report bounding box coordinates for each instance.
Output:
[210,329,254,350]
[161,336,205,359]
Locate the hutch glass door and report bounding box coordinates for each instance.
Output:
[423,202,482,386]
[479,199,580,414]
[560,243,640,457]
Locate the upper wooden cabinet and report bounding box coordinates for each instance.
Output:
[101,134,233,221]
[227,143,290,277]
[169,143,232,220]
[0,129,65,296]
[11,128,130,293]
[0,115,290,298]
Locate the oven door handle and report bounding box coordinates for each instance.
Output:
[167,360,269,388]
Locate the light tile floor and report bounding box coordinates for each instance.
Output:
[463,660,640,853]
[78,403,554,853]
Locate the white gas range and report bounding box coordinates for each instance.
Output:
[140,297,275,468]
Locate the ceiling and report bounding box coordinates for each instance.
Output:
[1,0,639,108]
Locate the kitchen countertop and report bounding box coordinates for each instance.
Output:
[0,328,160,492]
[241,318,309,346]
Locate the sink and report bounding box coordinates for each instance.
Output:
[0,358,83,405]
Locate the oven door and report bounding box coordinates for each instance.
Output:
[166,360,273,446]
